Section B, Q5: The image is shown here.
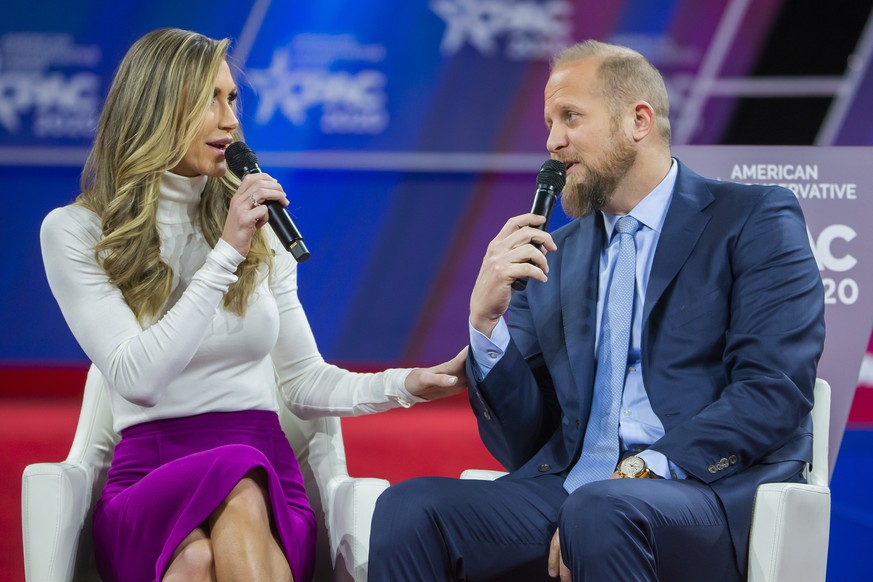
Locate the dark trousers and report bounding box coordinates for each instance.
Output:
[368,474,742,582]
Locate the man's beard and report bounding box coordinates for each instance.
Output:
[559,133,637,218]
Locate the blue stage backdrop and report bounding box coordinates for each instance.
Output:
[3,2,873,580]
[3,1,873,423]
[14,0,872,368]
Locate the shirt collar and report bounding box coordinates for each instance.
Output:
[601,158,678,240]
[157,171,209,225]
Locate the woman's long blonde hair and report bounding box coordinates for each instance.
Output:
[77,28,271,323]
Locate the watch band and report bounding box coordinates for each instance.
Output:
[618,455,652,478]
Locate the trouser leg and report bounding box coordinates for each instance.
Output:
[558,478,741,582]
[368,474,567,581]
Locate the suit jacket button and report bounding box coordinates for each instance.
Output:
[484,409,492,420]
[708,464,718,473]
[717,458,729,470]
[538,464,551,472]
[729,455,738,465]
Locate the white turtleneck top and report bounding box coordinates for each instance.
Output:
[41,172,421,432]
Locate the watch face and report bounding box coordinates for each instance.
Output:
[620,456,646,477]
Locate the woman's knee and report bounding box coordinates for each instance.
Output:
[164,536,214,581]
[216,473,272,527]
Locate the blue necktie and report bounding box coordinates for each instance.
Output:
[564,215,641,493]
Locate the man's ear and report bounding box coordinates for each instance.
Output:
[631,101,656,142]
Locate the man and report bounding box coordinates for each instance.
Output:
[369,40,824,581]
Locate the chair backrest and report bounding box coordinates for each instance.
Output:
[66,366,118,580]
[277,390,349,581]
[808,378,831,486]
[58,365,347,580]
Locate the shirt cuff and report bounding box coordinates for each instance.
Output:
[213,238,247,270]
[389,368,428,408]
[469,318,510,378]
[191,239,245,292]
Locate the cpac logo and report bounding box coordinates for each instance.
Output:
[0,71,100,137]
[248,48,388,135]
[431,0,573,60]
[808,224,859,305]
[810,224,856,272]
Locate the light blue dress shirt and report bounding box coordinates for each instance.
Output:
[470,159,686,479]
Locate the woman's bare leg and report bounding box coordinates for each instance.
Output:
[163,527,216,581]
[208,472,293,581]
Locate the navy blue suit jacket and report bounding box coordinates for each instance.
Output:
[467,161,825,572]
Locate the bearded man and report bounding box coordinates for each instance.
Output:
[368,40,824,582]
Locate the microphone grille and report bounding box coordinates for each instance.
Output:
[537,159,566,191]
[225,141,258,177]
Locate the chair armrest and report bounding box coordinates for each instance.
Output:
[324,475,390,582]
[460,469,508,481]
[748,482,830,582]
[22,461,95,582]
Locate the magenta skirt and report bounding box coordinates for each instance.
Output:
[92,410,316,582]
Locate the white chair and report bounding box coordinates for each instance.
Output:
[746,378,830,582]
[21,365,389,582]
[461,378,832,582]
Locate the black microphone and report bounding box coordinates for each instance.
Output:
[225,142,310,263]
[512,159,566,291]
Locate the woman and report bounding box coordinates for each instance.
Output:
[40,28,466,582]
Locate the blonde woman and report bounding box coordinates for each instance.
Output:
[41,28,466,582]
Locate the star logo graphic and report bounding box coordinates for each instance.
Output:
[431,0,503,56]
[248,48,310,125]
[430,0,573,59]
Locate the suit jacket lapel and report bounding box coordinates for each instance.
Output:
[561,214,602,412]
[643,163,714,326]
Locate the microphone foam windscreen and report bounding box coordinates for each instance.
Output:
[225,142,258,177]
[537,159,566,191]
